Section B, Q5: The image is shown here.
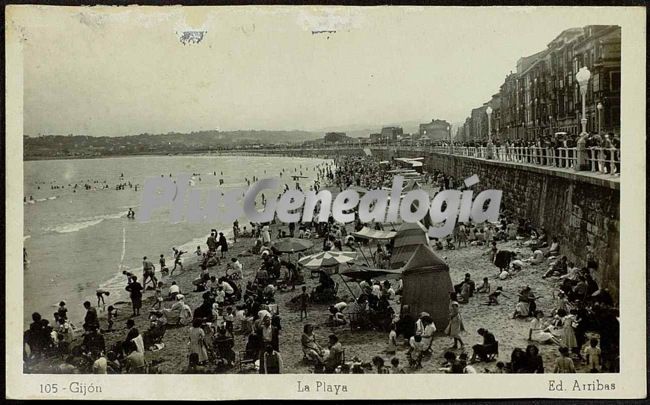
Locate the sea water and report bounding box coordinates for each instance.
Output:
[23,155,331,327]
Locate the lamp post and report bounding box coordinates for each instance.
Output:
[486,106,494,159]
[597,102,603,134]
[575,66,591,170]
[447,124,452,153]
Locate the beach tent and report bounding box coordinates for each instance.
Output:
[352,227,397,241]
[389,221,430,269]
[399,244,453,331]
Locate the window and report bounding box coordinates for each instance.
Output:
[592,73,600,92]
[610,71,621,92]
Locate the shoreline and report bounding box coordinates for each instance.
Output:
[24,161,613,375]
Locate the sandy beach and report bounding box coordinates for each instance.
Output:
[25,179,599,374]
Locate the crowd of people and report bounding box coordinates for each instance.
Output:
[23,155,619,375]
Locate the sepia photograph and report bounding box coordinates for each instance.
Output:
[5,4,646,400]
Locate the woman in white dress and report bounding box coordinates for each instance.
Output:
[445,292,465,349]
[529,311,561,344]
[188,318,209,364]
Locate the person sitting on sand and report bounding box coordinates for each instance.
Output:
[328,305,347,326]
[469,328,497,363]
[513,286,536,318]
[226,258,243,281]
[476,277,491,294]
[54,301,68,326]
[168,281,180,300]
[543,256,568,279]
[301,324,324,364]
[525,248,545,265]
[547,238,560,257]
[123,341,146,374]
[529,311,561,344]
[125,318,144,354]
[162,294,191,326]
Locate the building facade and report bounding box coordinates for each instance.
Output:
[419,119,451,141]
[381,126,403,141]
[461,25,620,143]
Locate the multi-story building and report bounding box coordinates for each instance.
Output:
[369,133,383,143]
[324,132,350,143]
[461,25,620,143]
[419,119,451,142]
[381,126,403,141]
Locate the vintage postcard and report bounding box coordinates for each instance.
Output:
[5,4,646,400]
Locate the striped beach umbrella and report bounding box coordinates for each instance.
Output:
[271,238,314,254]
[298,250,358,268]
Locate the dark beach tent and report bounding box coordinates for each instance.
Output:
[389,221,430,269]
[399,244,453,331]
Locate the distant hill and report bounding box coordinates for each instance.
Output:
[23,130,323,159]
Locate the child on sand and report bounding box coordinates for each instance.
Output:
[476,277,491,294]
[390,357,405,374]
[387,324,397,355]
[486,287,504,305]
[151,282,164,310]
[299,286,309,321]
[54,301,68,326]
[106,305,118,331]
[223,307,235,337]
[159,254,168,276]
[553,346,576,373]
[583,337,601,373]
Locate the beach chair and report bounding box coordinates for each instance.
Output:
[485,341,499,361]
[238,350,257,372]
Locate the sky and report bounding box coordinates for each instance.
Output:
[14,6,628,136]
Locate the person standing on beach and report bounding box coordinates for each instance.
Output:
[445,292,465,349]
[125,276,143,317]
[83,301,100,331]
[218,232,228,258]
[207,231,218,253]
[171,248,186,276]
[233,220,240,243]
[299,286,309,320]
[142,257,157,290]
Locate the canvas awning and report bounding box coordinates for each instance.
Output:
[352,227,397,240]
[340,265,403,281]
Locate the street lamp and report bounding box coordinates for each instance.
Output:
[597,102,603,134]
[575,66,591,170]
[576,66,591,134]
[486,106,494,159]
[447,124,452,153]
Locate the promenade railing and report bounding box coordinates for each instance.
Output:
[404,144,620,176]
[233,143,620,176]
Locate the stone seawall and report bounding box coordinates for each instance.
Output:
[374,148,620,301]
